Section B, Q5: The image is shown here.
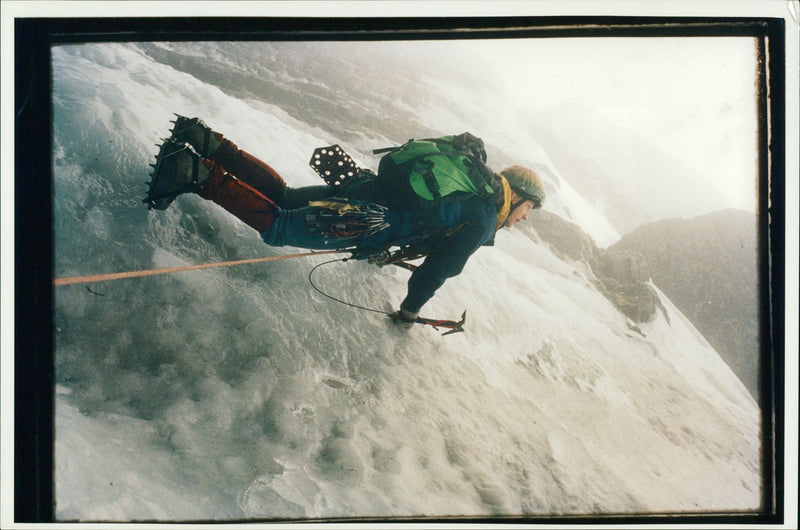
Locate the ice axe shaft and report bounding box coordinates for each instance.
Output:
[411,310,467,335]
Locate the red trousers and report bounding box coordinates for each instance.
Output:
[197,137,286,233]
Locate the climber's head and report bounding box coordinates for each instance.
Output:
[500,166,545,228]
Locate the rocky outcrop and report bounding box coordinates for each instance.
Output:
[605,209,759,401]
[524,210,661,324]
[594,251,666,324]
[525,209,599,264]
[526,208,760,403]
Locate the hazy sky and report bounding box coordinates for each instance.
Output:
[476,37,760,213]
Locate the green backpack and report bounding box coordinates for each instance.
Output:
[374,133,502,208]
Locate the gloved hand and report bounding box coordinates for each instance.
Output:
[390,305,419,329]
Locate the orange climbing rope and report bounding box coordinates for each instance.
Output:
[53,249,346,286]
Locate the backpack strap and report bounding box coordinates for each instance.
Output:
[419,160,442,200]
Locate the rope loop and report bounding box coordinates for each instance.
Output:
[307,258,390,316]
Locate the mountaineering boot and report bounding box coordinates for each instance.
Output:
[197,160,279,233]
[170,115,221,158]
[171,114,288,202]
[144,139,210,210]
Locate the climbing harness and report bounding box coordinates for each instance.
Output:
[305,199,390,246]
[308,258,466,335]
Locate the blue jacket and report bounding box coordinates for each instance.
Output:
[398,197,498,313]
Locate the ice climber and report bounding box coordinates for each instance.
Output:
[144,116,545,326]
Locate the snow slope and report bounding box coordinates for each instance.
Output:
[52,42,760,521]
